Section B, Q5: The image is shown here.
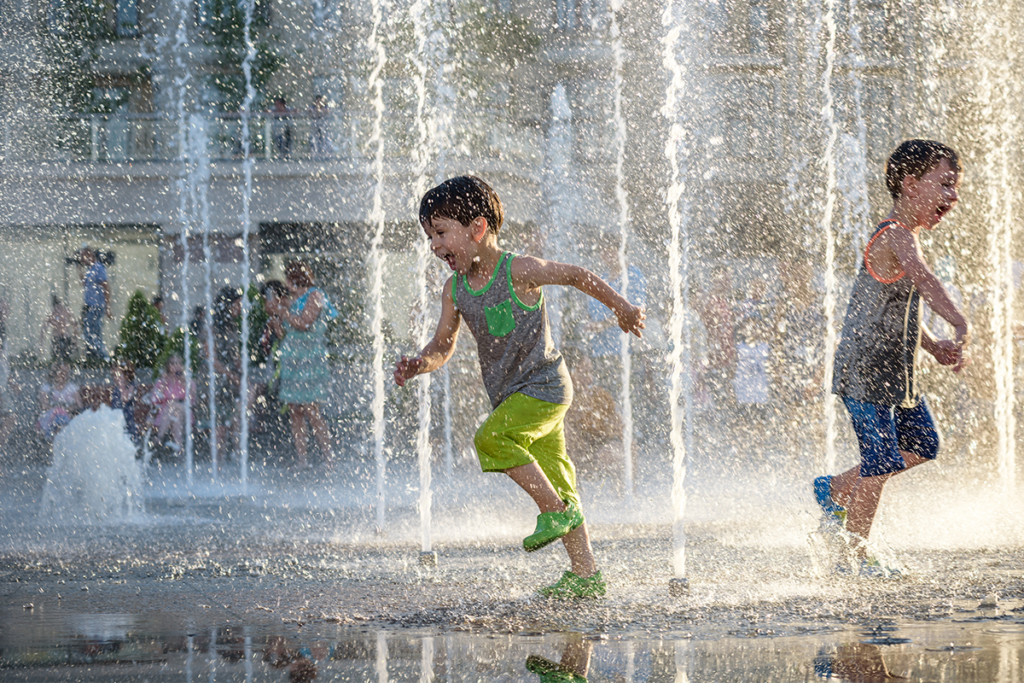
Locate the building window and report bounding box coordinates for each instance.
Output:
[116,0,139,37]
[863,0,894,59]
[47,0,71,36]
[198,0,270,28]
[748,0,770,54]
[556,0,596,32]
[312,0,341,30]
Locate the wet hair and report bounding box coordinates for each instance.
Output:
[51,294,61,307]
[285,261,315,288]
[262,279,288,299]
[152,296,164,309]
[213,286,242,330]
[885,140,961,200]
[419,175,504,234]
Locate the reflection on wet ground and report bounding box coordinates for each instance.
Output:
[4,458,1024,681]
[2,616,1024,681]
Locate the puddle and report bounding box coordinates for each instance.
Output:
[2,612,1023,681]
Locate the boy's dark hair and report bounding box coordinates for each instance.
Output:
[419,176,504,234]
[885,139,961,199]
[262,279,288,299]
[285,260,315,288]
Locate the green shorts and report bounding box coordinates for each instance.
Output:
[474,392,579,507]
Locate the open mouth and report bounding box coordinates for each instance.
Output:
[441,253,456,270]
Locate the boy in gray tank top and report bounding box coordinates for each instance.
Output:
[394,176,645,599]
[815,140,970,577]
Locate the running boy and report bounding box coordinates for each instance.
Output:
[394,176,645,598]
[815,140,970,576]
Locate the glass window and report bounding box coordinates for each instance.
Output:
[312,0,341,30]
[116,0,139,37]
[557,0,596,32]
[47,0,71,36]
[748,0,770,54]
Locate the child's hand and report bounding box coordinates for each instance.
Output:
[615,303,646,338]
[394,355,425,386]
[931,339,964,370]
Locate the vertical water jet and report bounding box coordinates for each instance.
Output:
[820,0,840,475]
[367,0,388,533]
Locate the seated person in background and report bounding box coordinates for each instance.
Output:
[564,353,623,475]
[41,295,78,362]
[144,354,194,454]
[110,359,143,446]
[36,361,81,440]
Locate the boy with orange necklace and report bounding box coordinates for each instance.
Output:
[816,140,970,576]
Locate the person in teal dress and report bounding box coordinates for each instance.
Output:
[268,260,337,468]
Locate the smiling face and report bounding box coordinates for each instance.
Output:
[906,158,960,230]
[422,215,482,274]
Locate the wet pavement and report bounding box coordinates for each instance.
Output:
[3,456,1024,681]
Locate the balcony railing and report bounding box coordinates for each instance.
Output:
[0,111,592,167]
[0,112,363,165]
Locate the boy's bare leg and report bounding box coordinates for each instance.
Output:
[829,466,861,508]
[559,634,593,677]
[505,462,565,513]
[845,473,891,548]
[505,462,598,576]
[840,450,930,555]
[561,523,597,577]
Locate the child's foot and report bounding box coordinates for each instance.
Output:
[538,570,606,599]
[524,501,584,552]
[858,557,903,580]
[525,655,588,682]
[813,475,846,528]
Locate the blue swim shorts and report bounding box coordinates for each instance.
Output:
[842,395,941,478]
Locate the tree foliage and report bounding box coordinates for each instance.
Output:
[41,0,147,114]
[202,0,284,111]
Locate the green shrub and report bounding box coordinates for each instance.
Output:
[116,291,166,370]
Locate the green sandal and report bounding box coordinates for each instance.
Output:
[525,655,588,682]
[523,500,585,552]
[538,570,607,599]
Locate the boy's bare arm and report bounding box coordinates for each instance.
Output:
[920,326,962,368]
[888,229,968,344]
[513,256,645,337]
[394,279,461,386]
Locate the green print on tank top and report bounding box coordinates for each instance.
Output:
[485,299,516,337]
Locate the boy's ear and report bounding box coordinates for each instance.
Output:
[901,173,919,198]
[471,217,489,242]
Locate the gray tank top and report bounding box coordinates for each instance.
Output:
[832,220,922,407]
[453,252,572,409]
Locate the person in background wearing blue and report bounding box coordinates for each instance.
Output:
[79,245,111,362]
[266,261,337,470]
[110,359,142,447]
